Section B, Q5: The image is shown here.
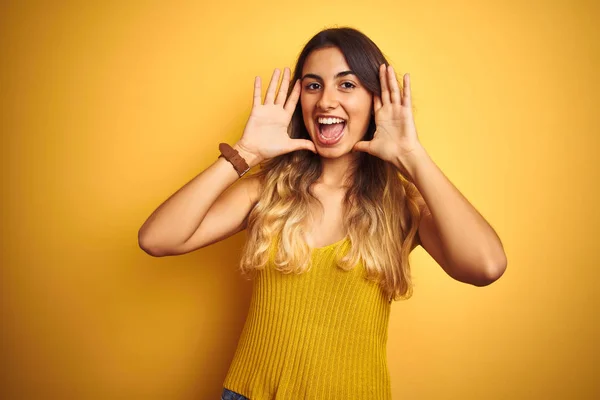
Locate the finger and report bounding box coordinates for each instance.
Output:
[388,65,401,104]
[289,138,317,154]
[373,95,382,112]
[352,140,371,154]
[379,64,391,105]
[403,73,412,108]
[264,68,281,105]
[284,79,301,114]
[252,76,261,108]
[275,67,290,106]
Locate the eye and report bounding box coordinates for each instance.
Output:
[304,81,356,91]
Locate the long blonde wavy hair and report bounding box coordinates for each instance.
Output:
[239,27,424,301]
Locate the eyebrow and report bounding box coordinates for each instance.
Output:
[301,70,356,81]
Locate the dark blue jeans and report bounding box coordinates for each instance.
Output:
[221,387,250,400]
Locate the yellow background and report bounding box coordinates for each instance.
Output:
[1,1,598,399]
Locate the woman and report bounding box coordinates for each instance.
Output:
[139,27,507,400]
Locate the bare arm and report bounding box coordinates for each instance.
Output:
[138,67,317,257]
[138,143,261,257]
[398,145,507,286]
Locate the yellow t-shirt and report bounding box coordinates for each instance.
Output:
[222,237,392,399]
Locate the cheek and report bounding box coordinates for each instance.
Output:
[300,97,315,124]
[300,94,314,109]
[299,97,307,113]
[347,105,371,123]
[349,98,373,120]
[346,105,373,135]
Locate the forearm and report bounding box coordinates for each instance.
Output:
[138,143,260,251]
[396,145,507,276]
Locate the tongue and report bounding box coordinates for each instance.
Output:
[320,122,344,138]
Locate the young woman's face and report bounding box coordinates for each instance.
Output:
[300,46,373,156]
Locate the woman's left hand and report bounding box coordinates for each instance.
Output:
[353,64,422,165]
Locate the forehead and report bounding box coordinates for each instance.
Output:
[302,47,350,76]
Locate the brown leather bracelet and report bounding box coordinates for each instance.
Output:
[218,143,250,177]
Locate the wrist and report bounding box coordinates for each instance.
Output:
[394,144,428,181]
[233,142,262,168]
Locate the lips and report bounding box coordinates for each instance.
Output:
[315,115,346,124]
[315,120,346,145]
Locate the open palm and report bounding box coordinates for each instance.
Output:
[353,64,421,162]
[239,68,316,161]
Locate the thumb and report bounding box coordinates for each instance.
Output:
[352,141,371,154]
[291,139,318,154]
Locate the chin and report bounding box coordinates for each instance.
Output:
[314,143,352,158]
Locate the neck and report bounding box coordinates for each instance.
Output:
[316,151,359,188]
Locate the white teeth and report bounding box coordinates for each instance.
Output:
[317,117,345,124]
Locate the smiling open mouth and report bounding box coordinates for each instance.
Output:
[316,118,346,144]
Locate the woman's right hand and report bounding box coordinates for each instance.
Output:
[235,67,317,165]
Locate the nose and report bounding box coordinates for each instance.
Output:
[316,85,339,110]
